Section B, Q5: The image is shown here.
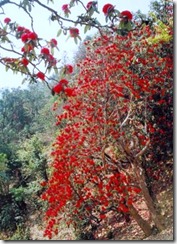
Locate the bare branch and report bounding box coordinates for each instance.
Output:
[0,0,10,8]
[135,139,150,159]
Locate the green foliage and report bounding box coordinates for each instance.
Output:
[0,195,26,232]
[7,225,31,240]
[0,153,9,194]
[147,16,172,44]
[0,83,56,237]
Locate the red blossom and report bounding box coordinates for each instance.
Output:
[4,17,11,24]
[28,32,38,40]
[41,47,50,56]
[36,71,45,80]
[86,1,94,9]
[21,33,29,43]
[47,54,57,66]
[102,3,114,15]
[3,58,18,64]
[50,38,57,47]
[21,31,38,43]
[65,64,73,74]
[40,181,47,187]
[64,87,76,97]
[62,4,70,13]
[60,79,69,86]
[21,58,29,66]
[100,214,106,219]
[52,83,63,94]
[69,28,79,37]
[17,26,25,32]
[120,10,133,20]
[21,44,34,52]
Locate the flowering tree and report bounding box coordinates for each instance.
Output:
[41,4,172,239]
[0,0,173,240]
[0,0,137,88]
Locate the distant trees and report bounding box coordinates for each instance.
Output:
[0,84,56,236]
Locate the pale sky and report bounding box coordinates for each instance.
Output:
[0,0,154,89]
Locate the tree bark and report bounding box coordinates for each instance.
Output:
[128,203,152,237]
[133,163,165,232]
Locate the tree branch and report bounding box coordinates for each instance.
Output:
[0,0,10,8]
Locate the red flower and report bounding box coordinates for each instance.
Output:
[21,31,38,42]
[41,47,50,56]
[28,32,38,40]
[36,71,45,80]
[100,214,106,219]
[65,64,73,74]
[52,83,63,94]
[120,10,133,20]
[102,3,114,15]
[17,26,25,32]
[62,4,70,13]
[50,38,57,47]
[47,54,57,66]
[3,58,18,63]
[21,44,34,52]
[118,204,129,213]
[60,79,69,86]
[4,17,11,24]
[21,58,29,66]
[40,181,47,187]
[86,1,94,9]
[64,87,75,97]
[21,33,29,42]
[69,28,79,37]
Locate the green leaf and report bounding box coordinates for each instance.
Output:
[74,37,78,44]
[22,78,27,84]
[66,35,70,42]
[84,25,89,34]
[51,47,54,55]
[57,29,62,37]
[5,66,9,72]
[27,3,32,12]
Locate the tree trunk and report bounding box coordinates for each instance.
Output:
[128,203,152,237]
[134,163,165,232]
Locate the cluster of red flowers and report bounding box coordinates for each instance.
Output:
[64,64,73,74]
[102,3,114,15]
[120,10,133,20]
[21,58,29,66]
[86,1,94,9]
[69,27,79,37]
[62,4,70,14]
[15,26,38,53]
[50,38,58,48]
[40,47,57,67]
[36,71,45,80]
[52,79,68,93]
[4,17,11,24]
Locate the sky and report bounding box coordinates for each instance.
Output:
[0,0,157,89]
